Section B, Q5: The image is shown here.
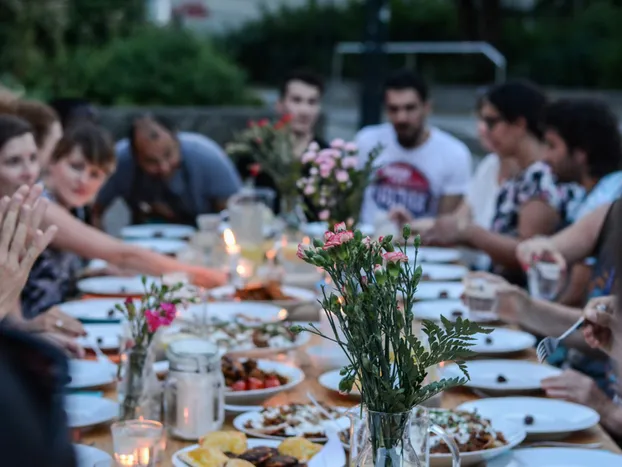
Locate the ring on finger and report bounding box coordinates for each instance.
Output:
[55,319,64,329]
[595,303,609,312]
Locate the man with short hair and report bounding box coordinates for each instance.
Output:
[357,69,472,226]
[92,115,241,227]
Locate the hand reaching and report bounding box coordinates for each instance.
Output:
[516,236,566,271]
[0,185,57,318]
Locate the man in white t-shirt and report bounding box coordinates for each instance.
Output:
[358,69,472,225]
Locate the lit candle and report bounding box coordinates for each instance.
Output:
[111,419,162,467]
[236,259,254,285]
[223,228,241,285]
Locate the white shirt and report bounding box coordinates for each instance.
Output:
[466,153,501,229]
[357,124,472,224]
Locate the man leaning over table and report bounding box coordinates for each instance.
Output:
[92,114,242,228]
[0,184,78,467]
[357,69,472,228]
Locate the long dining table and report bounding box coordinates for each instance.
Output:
[80,331,622,466]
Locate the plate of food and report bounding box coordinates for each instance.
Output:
[458,397,600,440]
[414,282,464,300]
[233,404,350,442]
[487,448,622,467]
[65,395,119,429]
[405,246,462,264]
[162,321,311,358]
[318,370,360,398]
[182,302,289,326]
[124,238,188,255]
[58,298,128,323]
[413,300,496,323]
[470,328,536,355]
[77,323,124,350]
[173,431,342,467]
[77,276,161,297]
[425,409,526,467]
[417,263,468,281]
[441,360,563,393]
[209,284,316,309]
[222,357,305,405]
[121,224,196,240]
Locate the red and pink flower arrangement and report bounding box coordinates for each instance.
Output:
[297,140,382,229]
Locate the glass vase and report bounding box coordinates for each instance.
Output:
[279,195,306,236]
[349,406,460,467]
[118,345,162,421]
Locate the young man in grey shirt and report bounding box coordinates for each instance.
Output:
[92,115,242,227]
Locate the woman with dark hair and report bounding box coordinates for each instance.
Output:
[424,80,570,284]
[0,115,40,191]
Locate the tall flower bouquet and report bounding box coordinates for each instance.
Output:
[115,277,186,420]
[297,140,381,229]
[294,224,490,466]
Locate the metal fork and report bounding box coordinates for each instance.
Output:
[536,317,585,363]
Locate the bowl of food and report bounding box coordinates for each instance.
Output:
[222,357,305,405]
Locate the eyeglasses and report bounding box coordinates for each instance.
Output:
[480,116,504,130]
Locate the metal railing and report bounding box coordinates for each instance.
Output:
[331,41,507,84]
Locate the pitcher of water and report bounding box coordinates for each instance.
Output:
[348,406,460,467]
[226,187,276,245]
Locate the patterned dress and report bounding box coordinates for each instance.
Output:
[20,191,82,319]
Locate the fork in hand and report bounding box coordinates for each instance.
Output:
[536,317,585,363]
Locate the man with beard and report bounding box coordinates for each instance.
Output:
[357,69,472,226]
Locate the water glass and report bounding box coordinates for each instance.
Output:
[111,420,163,467]
[528,261,562,300]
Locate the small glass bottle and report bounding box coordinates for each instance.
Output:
[164,338,225,441]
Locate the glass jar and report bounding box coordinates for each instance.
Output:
[117,345,162,421]
[164,338,225,441]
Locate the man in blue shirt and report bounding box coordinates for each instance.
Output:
[93,115,242,227]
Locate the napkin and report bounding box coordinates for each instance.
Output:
[309,430,346,467]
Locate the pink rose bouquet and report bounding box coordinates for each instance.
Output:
[297,139,382,229]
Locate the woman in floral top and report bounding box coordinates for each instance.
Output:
[425,81,568,285]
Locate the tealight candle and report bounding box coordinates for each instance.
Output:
[111,419,163,467]
[223,228,242,284]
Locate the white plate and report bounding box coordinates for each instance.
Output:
[307,344,349,372]
[77,276,160,296]
[121,224,196,239]
[415,282,464,300]
[414,300,496,323]
[430,413,526,467]
[406,246,461,263]
[302,222,375,238]
[458,397,600,438]
[209,285,317,307]
[441,360,562,392]
[418,263,468,281]
[226,331,312,359]
[224,360,305,405]
[182,301,289,325]
[77,323,124,350]
[225,403,263,414]
[471,328,536,355]
[487,448,622,467]
[319,369,360,398]
[67,360,116,389]
[65,395,119,429]
[125,238,187,254]
[173,439,279,467]
[75,444,113,467]
[233,408,350,442]
[58,298,128,323]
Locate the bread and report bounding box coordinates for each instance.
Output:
[178,446,230,467]
[277,437,322,462]
[200,431,248,455]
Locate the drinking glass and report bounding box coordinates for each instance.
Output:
[111,420,163,467]
[527,261,562,300]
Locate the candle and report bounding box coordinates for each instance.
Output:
[223,228,241,285]
[111,419,163,467]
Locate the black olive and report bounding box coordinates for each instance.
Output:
[120,286,127,293]
[96,337,104,345]
[107,309,115,318]
[485,336,493,345]
[524,415,534,425]
[496,375,507,383]
[451,310,463,318]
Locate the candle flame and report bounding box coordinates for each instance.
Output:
[223,228,236,247]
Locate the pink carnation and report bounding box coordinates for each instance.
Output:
[374,264,384,273]
[342,156,358,169]
[319,209,330,221]
[336,170,349,183]
[319,165,333,179]
[334,222,347,232]
[344,142,358,153]
[323,231,354,250]
[382,251,409,263]
[145,302,177,333]
[303,184,316,195]
[330,138,345,149]
[301,151,317,164]
[308,141,320,152]
[363,236,372,248]
[297,243,311,260]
